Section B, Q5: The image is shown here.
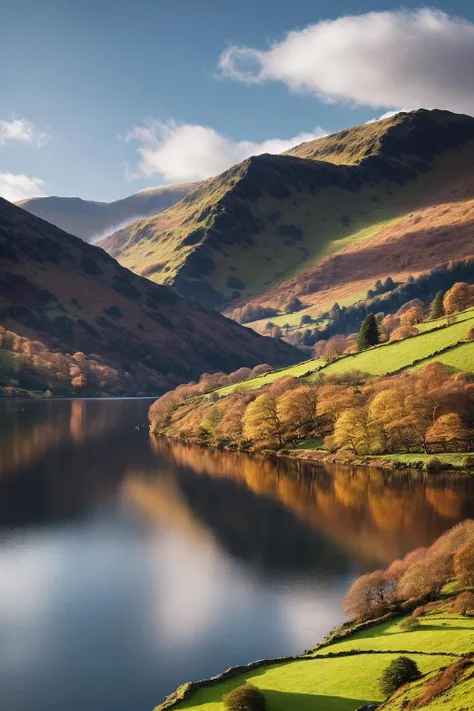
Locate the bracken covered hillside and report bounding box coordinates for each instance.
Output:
[101,110,474,310]
[0,198,301,395]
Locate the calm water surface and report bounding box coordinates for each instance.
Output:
[1,398,474,711]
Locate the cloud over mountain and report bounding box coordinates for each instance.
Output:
[219,9,474,115]
[125,119,326,182]
[0,173,45,202]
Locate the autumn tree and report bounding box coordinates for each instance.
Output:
[243,392,283,446]
[223,684,266,711]
[443,282,474,315]
[426,413,470,451]
[344,569,394,620]
[333,406,371,454]
[454,544,474,587]
[358,314,380,351]
[277,385,318,439]
[430,291,445,319]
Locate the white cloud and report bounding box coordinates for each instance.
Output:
[219,9,474,114]
[125,119,327,182]
[0,173,46,202]
[0,117,51,148]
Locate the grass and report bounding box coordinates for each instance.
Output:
[310,315,474,379]
[159,610,471,711]
[214,359,324,397]
[376,453,473,468]
[213,309,474,398]
[287,437,324,451]
[411,341,474,373]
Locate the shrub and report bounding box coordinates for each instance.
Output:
[462,455,474,469]
[424,456,446,472]
[380,656,421,697]
[452,591,474,614]
[400,616,421,632]
[223,683,266,711]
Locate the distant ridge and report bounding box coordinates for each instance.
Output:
[17,182,199,242]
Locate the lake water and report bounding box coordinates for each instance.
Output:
[1,398,473,711]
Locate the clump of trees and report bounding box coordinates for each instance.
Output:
[344,519,474,621]
[223,684,266,711]
[0,325,130,396]
[150,361,474,457]
[380,656,421,697]
[230,304,278,324]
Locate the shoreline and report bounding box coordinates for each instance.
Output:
[150,431,474,475]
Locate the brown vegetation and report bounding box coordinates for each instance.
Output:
[150,362,474,456]
[344,519,474,620]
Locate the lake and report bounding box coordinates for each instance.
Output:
[1,398,473,711]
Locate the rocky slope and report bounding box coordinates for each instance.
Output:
[100,110,474,310]
[0,198,301,394]
[17,182,198,242]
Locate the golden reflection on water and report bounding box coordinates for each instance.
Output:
[146,437,474,567]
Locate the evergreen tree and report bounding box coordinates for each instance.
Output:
[430,291,445,319]
[358,314,380,351]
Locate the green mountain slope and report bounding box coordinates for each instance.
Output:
[100,110,474,310]
[0,198,302,394]
[17,182,198,242]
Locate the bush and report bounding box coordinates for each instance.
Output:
[462,455,474,469]
[424,456,446,472]
[380,656,421,697]
[400,616,421,632]
[452,591,474,614]
[223,684,266,711]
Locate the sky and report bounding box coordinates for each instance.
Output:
[3,0,474,202]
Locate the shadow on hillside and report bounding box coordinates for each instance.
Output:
[263,689,375,710]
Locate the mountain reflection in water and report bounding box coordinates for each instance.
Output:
[0,399,473,711]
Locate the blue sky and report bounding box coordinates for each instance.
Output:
[3,0,474,202]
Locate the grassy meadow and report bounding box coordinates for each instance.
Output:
[213,309,474,398]
[157,608,473,711]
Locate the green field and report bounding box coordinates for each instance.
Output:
[158,610,472,711]
[376,453,473,468]
[311,315,474,379]
[214,358,324,397]
[411,341,474,373]
[213,309,474,398]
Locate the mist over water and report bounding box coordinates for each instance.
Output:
[0,399,473,711]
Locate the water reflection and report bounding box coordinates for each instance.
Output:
[0,400,473,711]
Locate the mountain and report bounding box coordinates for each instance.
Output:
[0,198,302,395]
[16,182,198,242]
[100,109,474,312]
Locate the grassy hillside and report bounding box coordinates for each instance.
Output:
[156,606,473,711]
[212,309,474,397]
[100,110,474,310]
[0,198,301,395]
[17,182,197,242]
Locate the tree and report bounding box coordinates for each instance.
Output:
[0,349,15,384]
[334,406,371,454]
[284,296,303,313]
[243,392,283,446]
[223,684,266,711]
[380,657,421,697]
[430,291,445,319]
[344,570,394,620]
[300,314,312,326]
[454,544,474,587]
[426,413,470,451]
[357,314,379,351]
[277,385,318,439]
[443,282,474,315]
